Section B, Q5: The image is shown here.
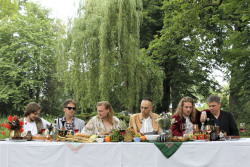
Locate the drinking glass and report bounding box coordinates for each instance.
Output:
[240,123,246,132]
[205,125,212,134]
[193,124,199,131]
[180,123,186,134]
[41,128,46,135]
[74,129,79,133]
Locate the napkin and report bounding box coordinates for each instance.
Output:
[65,142,85,153]
[154,142,183,158]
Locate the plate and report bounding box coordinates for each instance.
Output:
[9,139,27,142]
[31,139,46,142]
[192,139,207,142]
[230,139,240,141]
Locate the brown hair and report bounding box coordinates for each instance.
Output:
[24,102,41,117]
[97,101,114,124]
[174,97,197,122]
[63,99,76,108]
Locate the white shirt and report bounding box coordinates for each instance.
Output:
[183,116,193,135]
[23,118,51,135]
[140,116,153,133]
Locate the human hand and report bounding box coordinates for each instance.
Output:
[200,111,207,123]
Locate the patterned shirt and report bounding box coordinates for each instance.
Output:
[81,116,120,135]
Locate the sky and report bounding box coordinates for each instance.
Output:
[30,0,80,23]
[30,0,227,86]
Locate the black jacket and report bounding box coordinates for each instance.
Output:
[207,110,239,136]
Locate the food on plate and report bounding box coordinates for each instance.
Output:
[123,128,135,142]
[198,134,205,140]
[74,133,90,138]
[110,130,123,142]
[169,136,189,142]
[32,135,46,140]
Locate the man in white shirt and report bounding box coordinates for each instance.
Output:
[23,102,51,136]
[129,97,160,133]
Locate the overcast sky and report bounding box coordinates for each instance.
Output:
[30,0,80,23]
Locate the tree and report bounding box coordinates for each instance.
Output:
[140,0,164,49]
[57,0,164,113]
[0,1,62,115]
[146,0,222,112]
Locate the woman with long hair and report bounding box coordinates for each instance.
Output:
[171,97,206,136]
[81,101,120,135]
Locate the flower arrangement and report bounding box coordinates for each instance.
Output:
[156,112,176,130]
[2,115,24,132]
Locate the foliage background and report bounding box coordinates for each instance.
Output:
[0,0,249,131]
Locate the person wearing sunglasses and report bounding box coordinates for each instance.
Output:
[55,99,85,132]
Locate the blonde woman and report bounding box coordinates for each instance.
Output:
[81,101,120,135]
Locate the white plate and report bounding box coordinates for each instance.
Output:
[192,139,207,142]
[8,139,27,142]
[31,139,46,142]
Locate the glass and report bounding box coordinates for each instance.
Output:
[205,125,212,134]
[74,129,79,133]
[240,123,246,132]
[193,124,199,131]
[180,123,186,134]
[41,128,46,133]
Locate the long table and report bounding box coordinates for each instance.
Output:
[1,138,250,167]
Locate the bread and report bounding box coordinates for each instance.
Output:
[74,133,90,138]
[32,135,46,140]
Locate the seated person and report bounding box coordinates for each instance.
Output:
[129,97,160,134]
[205,95,239,136]
[55,99,85,131]
[23,102,51,136]
[81,101,120,135]
[171,97,207,136]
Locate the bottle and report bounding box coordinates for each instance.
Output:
[53,120,58,141]
[206,118,210,125]
[26,131,32,141]
[210,126,217,141]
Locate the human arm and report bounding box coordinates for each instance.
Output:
[228,112,239,136]
[171,115,184,136]
[81,118,95,135]
[129,114,138,133]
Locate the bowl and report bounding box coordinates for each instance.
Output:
[133,137,141,142]
[96,138,104,143]
[145,135,159,142]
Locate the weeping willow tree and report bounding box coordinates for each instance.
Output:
[57,0,164,113]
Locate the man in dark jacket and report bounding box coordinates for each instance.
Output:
[206,95,239,136]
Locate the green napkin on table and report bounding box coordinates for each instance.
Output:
[153,142,183,158]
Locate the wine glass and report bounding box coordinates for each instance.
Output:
[74,128,79,134]
[180,123,186,134]
[41,128,46,135]
[205,125,212,134]
[240,123,246,132]
[193,124,199,132]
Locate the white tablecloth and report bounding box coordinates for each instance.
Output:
[0,138,250,167]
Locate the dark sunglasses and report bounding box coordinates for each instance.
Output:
[65,107,76,110]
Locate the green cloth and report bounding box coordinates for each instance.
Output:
[153,142,183,158]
